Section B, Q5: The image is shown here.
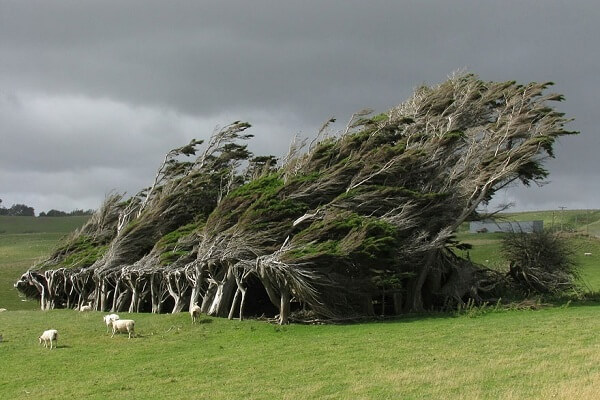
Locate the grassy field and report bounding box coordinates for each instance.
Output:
[0,216,89,234]
[502,209,600,237]
[1,306,600,399]
[2,213,600,399]
[454,232,600,291]
[0,216,89,310]
[455,209,600,291]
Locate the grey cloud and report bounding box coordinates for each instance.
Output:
[0,1,598,212]
[0,92,306,212]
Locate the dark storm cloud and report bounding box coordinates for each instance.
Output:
[0,1,598,213]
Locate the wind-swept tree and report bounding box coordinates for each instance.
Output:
[16,73,576,322]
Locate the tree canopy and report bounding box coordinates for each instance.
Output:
[16,73,577,323]
[0,203,35,216]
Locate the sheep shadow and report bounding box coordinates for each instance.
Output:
[40,344,70,349]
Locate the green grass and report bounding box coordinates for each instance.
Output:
[569,235,600,291]
[1,306,600,399]
[0,216,89,310]
[2,212,600,398]
[0,233,65,310]
[0,216,89,234]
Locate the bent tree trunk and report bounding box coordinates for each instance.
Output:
[405,251,437,312]
[279,288,291,325]
[207,274,237,317]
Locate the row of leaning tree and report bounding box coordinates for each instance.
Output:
[15,73,577,324]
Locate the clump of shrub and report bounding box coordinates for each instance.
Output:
[502,230,579,295]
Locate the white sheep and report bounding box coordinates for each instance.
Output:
[0,308,7,312]
[103,314,120,332]
[190,304,201,324]
[584,252,592,256]
[39,329,58,349]
[110,319,135,339]
[79,302,93,312]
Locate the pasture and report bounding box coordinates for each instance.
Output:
[1,213,600,399]
[2,306,600,399]
[0,216,89,310]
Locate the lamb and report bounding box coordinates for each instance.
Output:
[110,319,135,339]
[103,314,120,333]
[190,304,201,324]
[39,329,58,349]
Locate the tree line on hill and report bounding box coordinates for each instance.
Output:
[0,199,94,217]
[14,73,579,323]
[38,209,95,217]
[0,200,35,216]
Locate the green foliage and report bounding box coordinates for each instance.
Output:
[226,173,283,201]
[288,240,343,259]
[245,197,308,222]
[286,212,399,277]
[286,171,322,184]
[159,250,190,265]
[155,222,202,265]
[49,236,108,270]
[370,113,389,123]
[439,130,465,145]
[60,242,108,269]
[206,174,287,234]
[155,222,201,251]
[0,203,35,216]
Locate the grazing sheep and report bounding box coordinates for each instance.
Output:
[103,314,120,333]
[111,319,135,339]
[584,252,592,256]
[190,304,201,324]
[0,308,7,312]
[39,329,58,349]
[79,303,93,312]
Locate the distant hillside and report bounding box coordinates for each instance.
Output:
[498,209,600,236]
[0,216,90,234]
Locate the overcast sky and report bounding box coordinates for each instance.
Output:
[1,1,598,214]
